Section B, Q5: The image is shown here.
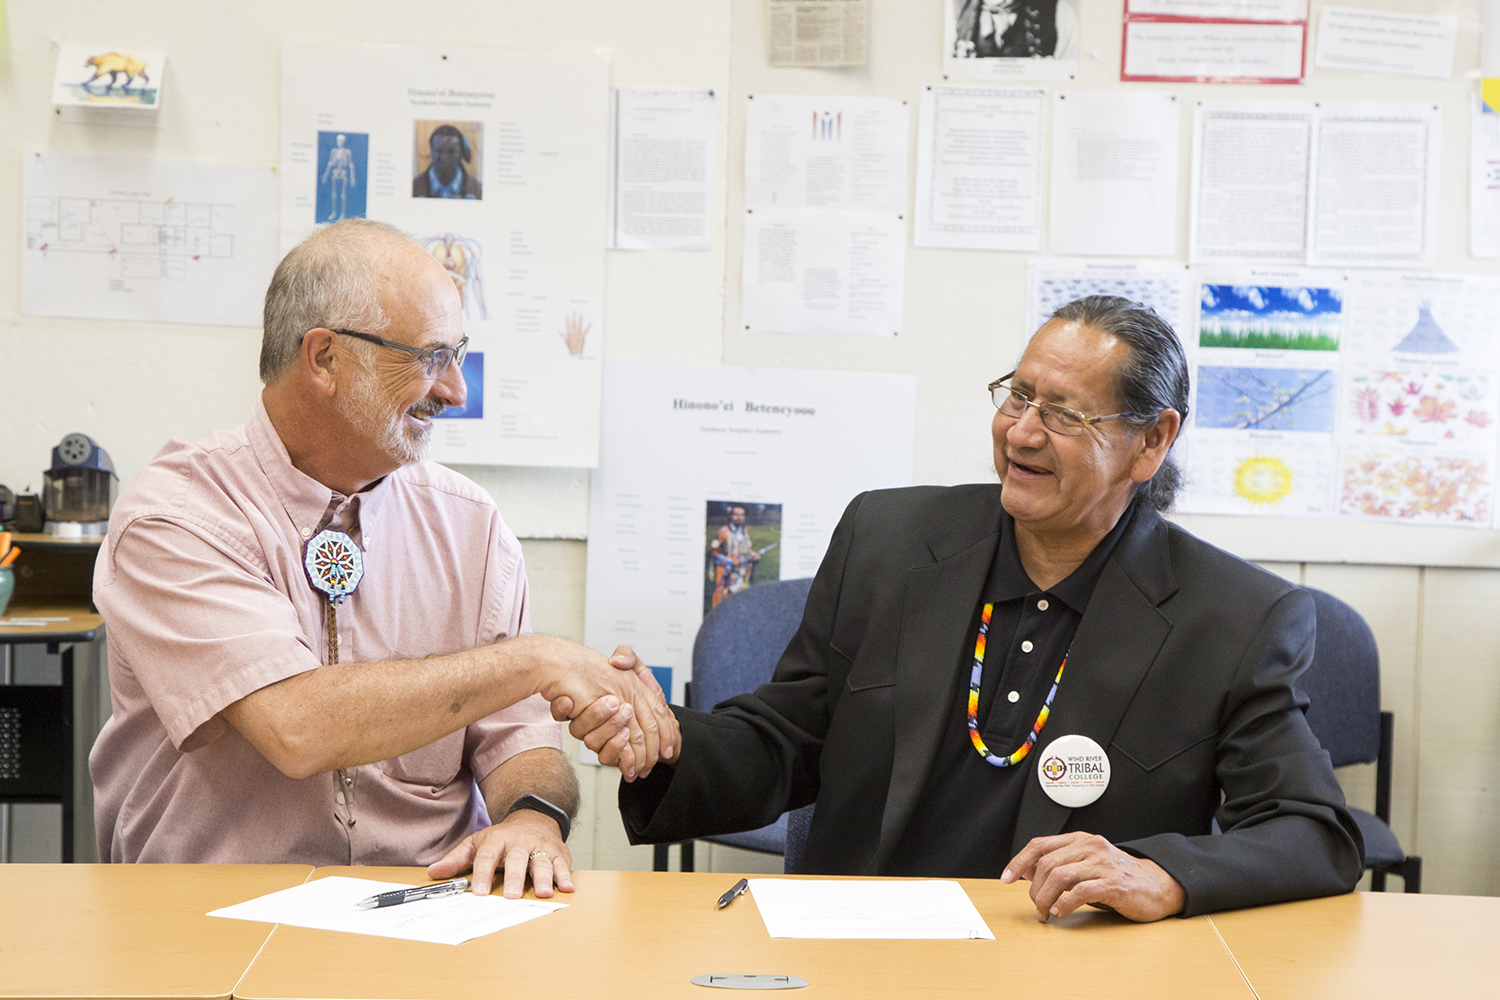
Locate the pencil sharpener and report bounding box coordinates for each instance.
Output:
[42,432,117,538]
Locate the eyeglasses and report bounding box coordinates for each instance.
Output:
[988,372,1138,436]
[331,329,469,378]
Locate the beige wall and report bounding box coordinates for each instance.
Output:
[531,540,1499,894]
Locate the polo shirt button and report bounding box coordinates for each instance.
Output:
[1021,640,1033,653]
[1008,690,1020,703]
[1037,599,1049,611]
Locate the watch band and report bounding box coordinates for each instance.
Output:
[506,793,571,842]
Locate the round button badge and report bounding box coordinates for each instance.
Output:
[1036,733,1111,808]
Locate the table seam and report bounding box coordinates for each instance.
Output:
[1207,915,1260,1000]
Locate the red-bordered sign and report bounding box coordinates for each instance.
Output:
[1121,2,1308,85]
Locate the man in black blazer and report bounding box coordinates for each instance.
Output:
[567,296,1363,921]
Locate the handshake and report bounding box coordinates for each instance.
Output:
[537,639,681,782]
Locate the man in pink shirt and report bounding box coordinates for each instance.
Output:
[90,219,675,899]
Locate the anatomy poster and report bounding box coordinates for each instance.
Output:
[281,43,608,468]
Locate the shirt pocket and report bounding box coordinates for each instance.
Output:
[377,729,465,789]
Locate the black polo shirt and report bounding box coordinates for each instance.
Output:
[885,503,1134,877]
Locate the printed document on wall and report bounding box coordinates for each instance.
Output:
[1314,7,1457,79]
[767,0,868,67]
[1336,273,1500,527]
[1025,258,1191,340]
[280,43,608,468]
[1049,91,1180,258]
[1305,102,1440,269]
[1176,268,1345,517]
[1189,101,1313,264]
[20,152,277,326]
[914,85,1045,252]
[1472,94,1500,258]
[741,95,909,336]
[582,362,916,704]
[607,87,715,251]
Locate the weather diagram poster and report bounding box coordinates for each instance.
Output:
[1177,271,1344,518]
[1025,258,1190,341]
[280,43,609,468]
[1335,274,1500,528]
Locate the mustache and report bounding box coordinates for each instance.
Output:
[408,399,447,419]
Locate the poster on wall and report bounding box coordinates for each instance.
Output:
[582,361,917,706]
[280,43,609,468]
[1121,0,1307,84]
[767,0,868,67]
[942,0,1079,81]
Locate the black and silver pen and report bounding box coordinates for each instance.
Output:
[355,877,471,909]
[717,878,749,909]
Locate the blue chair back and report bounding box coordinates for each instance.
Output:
[1299,588,1382,768]
[689,577,815,713]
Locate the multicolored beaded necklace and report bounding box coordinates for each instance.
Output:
[966,601,1070,767]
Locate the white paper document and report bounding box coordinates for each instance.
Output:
[745,95,908,213]
[1315,7,1458,79]
[1305,102,1441,269]
[1189,101,1314,263]
[742,95,909,336]
[582,362,915,703]
[943,0,1079,81]
[1126,0,1307,17]
[914,85,1045,252]
[1026,258,1191,341]
[1472,95,1500,258]
[1049,92,1181,258]
[21,152,278,326]
[747,879,994,940]
[1123,21,1305,83]
[607,87,715,251]
[207,876,566,946]
[768,0,868,67]
[281,43,608,468]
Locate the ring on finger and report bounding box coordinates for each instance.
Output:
[530,850,551,862]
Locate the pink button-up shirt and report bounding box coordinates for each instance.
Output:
[89,395,561,864]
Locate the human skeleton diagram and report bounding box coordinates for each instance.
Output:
[421,233,488,320]
[320,135,358,222]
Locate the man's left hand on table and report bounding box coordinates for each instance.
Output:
[1003,831,1186,923]
[427,807,573,899]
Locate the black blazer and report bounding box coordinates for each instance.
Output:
[621,486,1364,915]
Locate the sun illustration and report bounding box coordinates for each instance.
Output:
[1233,454,1294,506]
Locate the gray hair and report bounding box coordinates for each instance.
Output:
[1049,295,1191,512]
[259,218,406,383]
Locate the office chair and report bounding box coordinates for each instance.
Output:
[652,577,814,873]
[1300,587,1421,892]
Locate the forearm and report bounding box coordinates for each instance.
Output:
[223,633,572,778]
[479,746,580,824]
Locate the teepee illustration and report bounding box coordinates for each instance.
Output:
[1394,301,1460,353]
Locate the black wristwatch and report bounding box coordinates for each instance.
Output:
[506,794,571,842]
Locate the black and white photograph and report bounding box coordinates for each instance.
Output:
[943,0,1079,80]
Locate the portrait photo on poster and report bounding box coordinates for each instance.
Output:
[943,0,1079,80]
[704,501,781,614]
[316,131,368,223]
[413,120,483,199]
[433,351,484,420]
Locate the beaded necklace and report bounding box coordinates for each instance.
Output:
[966,601,1069,767]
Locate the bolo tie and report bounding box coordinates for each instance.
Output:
[303,528,365,825]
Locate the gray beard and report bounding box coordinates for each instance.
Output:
[335,367,434,467]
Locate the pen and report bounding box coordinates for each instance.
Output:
[717,878,749,909]
[355,877,471,909]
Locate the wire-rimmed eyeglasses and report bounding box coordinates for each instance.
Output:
[988,371,1138,436]
[331,329,469,378]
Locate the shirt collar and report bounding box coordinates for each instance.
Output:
[982,501,1136,614]
[428,164,463,198]
[247,391,395,548]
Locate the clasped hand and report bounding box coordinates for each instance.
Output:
[547,645,679,782]
[1002,832,1186,923]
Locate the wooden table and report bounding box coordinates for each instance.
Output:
[1209,890,1500,999]
[234,869,1254,1000]
[0,863,312,1000]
